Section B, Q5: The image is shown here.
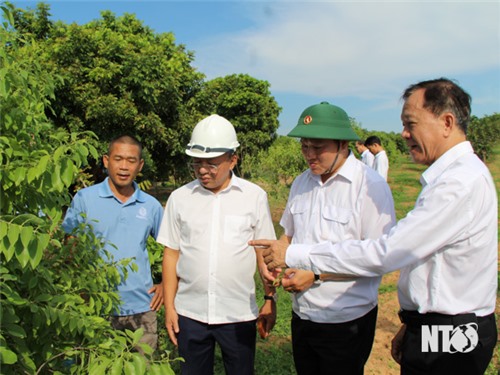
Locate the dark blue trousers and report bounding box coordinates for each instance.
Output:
[400,312,497,375]
[177,315,256,375]
[291,306,378,375]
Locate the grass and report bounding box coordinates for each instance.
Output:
[155,146,500,374]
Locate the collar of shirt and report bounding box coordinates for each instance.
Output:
[98,177,144,204]
[190,172,244,194]
[420,141,473,188]
[306,151,357,186]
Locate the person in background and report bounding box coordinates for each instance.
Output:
[365,135,389,181]
[157,114,277,375]
[253,102,396,375]
[254,78,498,375]
[355,139,375,168]
[62,135,164,351]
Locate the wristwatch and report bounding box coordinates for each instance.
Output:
[314,274,322,284]
[264,294,278,302]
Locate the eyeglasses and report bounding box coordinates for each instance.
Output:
[188,161,222,173]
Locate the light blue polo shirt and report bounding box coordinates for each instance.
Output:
[62,177,163,316]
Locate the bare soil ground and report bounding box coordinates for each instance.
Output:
[365,272,401,374]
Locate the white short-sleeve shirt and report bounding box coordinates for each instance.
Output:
[156,175,276,324]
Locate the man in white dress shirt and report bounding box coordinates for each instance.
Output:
[355,140,375,168]
[365,135,389,181]
[251,78,498,375]
[157,115,277,375]
[256,101,396,374]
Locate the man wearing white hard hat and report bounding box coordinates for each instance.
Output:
[157,114,277,374]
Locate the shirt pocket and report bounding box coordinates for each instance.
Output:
[289,200,310,232]
[224,215,252,245]
[321,206,352,239]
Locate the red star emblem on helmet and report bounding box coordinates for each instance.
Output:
[303,115,312,125]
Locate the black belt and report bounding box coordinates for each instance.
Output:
[398,310,489,326]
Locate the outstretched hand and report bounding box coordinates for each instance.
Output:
[249,238,289,270]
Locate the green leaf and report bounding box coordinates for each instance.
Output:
[158,364,176,375]
[131,327,144,345]
[37,233,50,251]
[148,364,162,375]
[69,316,77,332]
[0,346,18,365]
[27,166,38,184]
[11,167,27,186]
[28,275,38,289]
[37,154,50,174]
[11,213,44,226]
[14,240,29,269]
[136,342,153,356]
[53,146,65,162]
[3,323,26,338]
[6,223,19,248]
[109,357,123,375]
[94,357,112,374]
[0,220,7,238]
[132,354,146,375]
[88,144,99,159]
[2,285,25,306]
[19,225,33,249]
[51,164,63,191]
[124,360,136,375]
[0,223,14,261]
[61,158,75,187]
[35,294,52,302]
[29,236,43,269]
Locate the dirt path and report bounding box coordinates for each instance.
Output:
[365,272,401,374]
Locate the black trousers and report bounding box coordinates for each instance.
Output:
[399,311,497,375]
[177,315,256,375]
[291,306,378,375]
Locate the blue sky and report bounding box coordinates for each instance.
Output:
[11,0,500,136]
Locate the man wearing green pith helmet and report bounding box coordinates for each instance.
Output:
[260,102,396,374]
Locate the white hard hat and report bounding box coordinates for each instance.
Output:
[186,114,240,158]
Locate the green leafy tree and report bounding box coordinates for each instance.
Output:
[12,3,205,182]
[10,1,51,40]
[250,136,306,185]
[1,5,175,373]
[468,113,500,161]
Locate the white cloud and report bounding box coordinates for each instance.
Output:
[193,2,500,100]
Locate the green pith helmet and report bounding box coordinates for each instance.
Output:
[287,101,360,141]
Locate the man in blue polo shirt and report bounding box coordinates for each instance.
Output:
[62,135,164,350]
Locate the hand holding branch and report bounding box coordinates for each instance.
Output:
[281,269,314,293]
